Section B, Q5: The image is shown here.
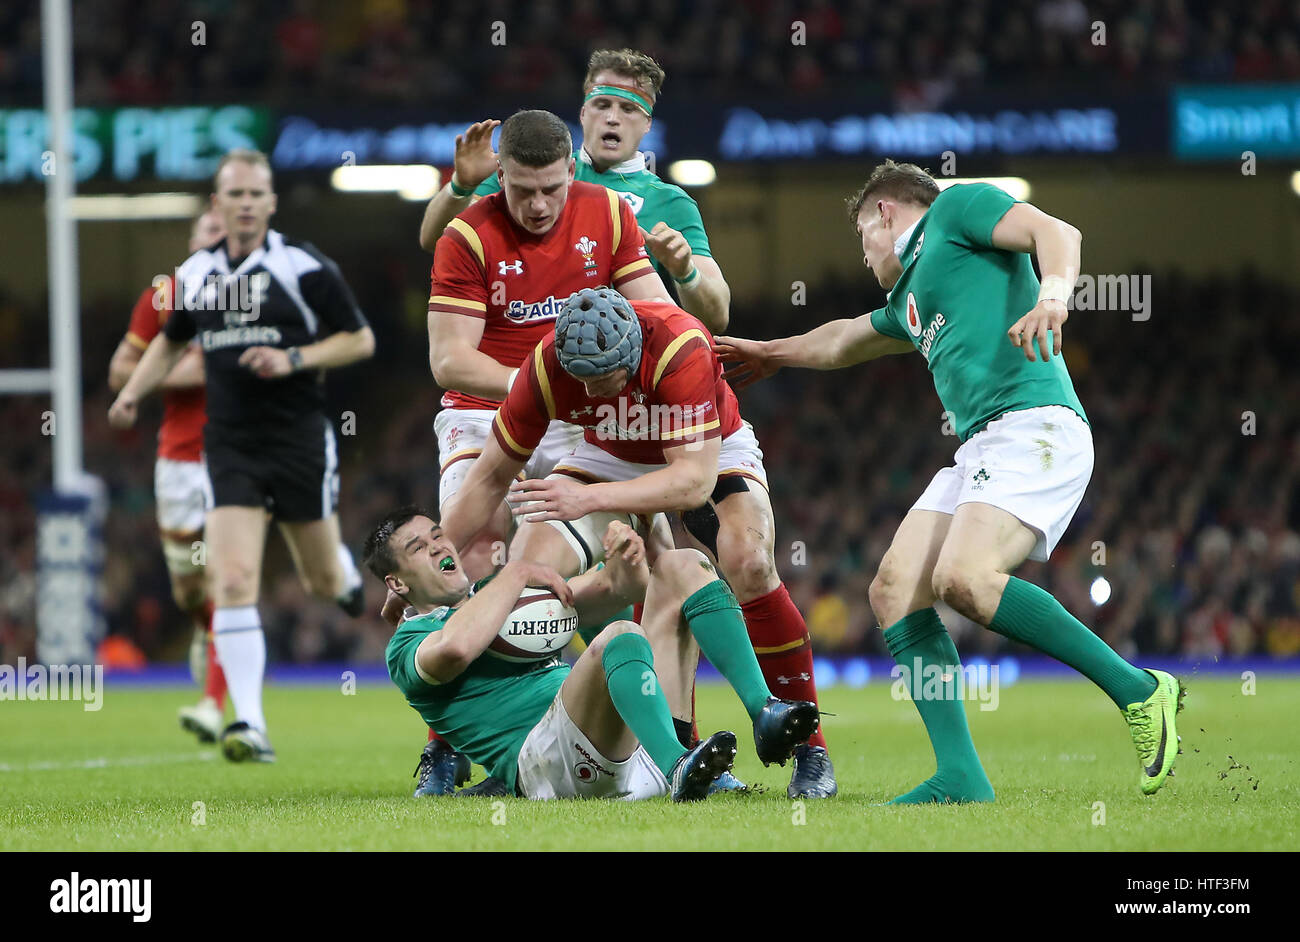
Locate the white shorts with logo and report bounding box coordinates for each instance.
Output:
[516,690,668,800]
[911,405,1093,562]
[535,421,769,572]
[434,408,584,509]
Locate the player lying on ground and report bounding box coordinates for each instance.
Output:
[437,286,838,797]
[108,208,231,744]
[367,512,819,801]
[716,160,1183,801]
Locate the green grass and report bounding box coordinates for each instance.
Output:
[1,677,1296,851]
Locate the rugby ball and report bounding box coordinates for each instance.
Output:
[487,587,579,663]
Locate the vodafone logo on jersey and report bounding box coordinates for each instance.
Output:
[906,292,922,336]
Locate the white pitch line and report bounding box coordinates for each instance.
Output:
[0,751,218,773]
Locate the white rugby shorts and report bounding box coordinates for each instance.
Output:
[515,690,668,800]
[911,405,1093,561]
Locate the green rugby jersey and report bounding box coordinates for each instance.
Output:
[868,183,1087,442]
[476,149,712,284]
[386,587,568,794]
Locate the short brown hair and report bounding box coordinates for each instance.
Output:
[583,49,665,103]
[846,159,939,223]
[498,110,573,168]
[213,148,272,192]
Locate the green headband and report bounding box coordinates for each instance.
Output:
[584,84,653,117]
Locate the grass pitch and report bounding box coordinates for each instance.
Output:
[1,676,1295,851]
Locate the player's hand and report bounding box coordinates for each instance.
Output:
[238,346,293,379]
[453,119,500,190]
[380,589,413,628]
[714,336,780,390]
[107,392,139,429]
[640,222,694,281]
[506,559,574,607]
[1007,300,1068,362]
[601,521,649,599]
[505,477,593,523]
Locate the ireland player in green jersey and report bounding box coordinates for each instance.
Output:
[366,512,819,801]
[417,49,730,333]
[716,160,1183,803]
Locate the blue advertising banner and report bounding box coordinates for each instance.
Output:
[1173,83,1300,158]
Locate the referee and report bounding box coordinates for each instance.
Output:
[109,149,376,763]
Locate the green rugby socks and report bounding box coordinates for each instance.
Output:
[682,580,772,720]
[601,631,686,776]
[989,577,1157,709]
[884,608,994,804]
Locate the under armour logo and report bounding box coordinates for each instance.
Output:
[777,673,811,684]
[499,260,524,275]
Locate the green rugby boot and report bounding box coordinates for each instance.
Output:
[1123,669,1185,796]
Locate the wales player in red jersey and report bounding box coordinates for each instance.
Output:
[412,109,669,795]
[108,209,229,743]
[717,160,1182,801]
[442,288,838,797]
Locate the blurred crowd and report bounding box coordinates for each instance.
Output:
[1,0,1299,107]
[1,268,1297,667]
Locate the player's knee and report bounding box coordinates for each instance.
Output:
[869,555,915,625]
[585,619,643,657]
[931,560,978,616]
[213,566,256,605]
[169,572,207,612]
[719,545,776,600]
[653,548,713,592]
[305,565,345,601]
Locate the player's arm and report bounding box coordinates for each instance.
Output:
[508,436,721,521]
[674,255,730,334]
[990,202,1082,362]
[715,315,912,389]
[237,326,376,379]
[428,312,516,401]
[440,434,527,549]
[107,333,189,428]
[642,218,730,333]
[418,119,500,252]
[414,558,572,683]
[110,339,204,392]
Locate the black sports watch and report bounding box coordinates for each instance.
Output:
[286,347,304,372]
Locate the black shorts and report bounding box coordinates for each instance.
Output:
[202,415,340,522]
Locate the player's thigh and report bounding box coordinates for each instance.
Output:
[204,506,270,605]
[712,481,779,602]
[559,622,642,762]
[936,501,1038,578]
[869,509,952,626]
[508,520,586,577]
[278,514,345,596]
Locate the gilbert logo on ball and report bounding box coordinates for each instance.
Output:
[487,587,579,662]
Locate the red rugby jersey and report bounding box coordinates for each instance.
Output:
[428,180,658,411]
[493,299,741,467]
[124,278,205,463]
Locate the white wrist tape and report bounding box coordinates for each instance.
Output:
[1037,275,1073,304]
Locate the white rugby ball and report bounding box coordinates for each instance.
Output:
[487,587,579,663]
